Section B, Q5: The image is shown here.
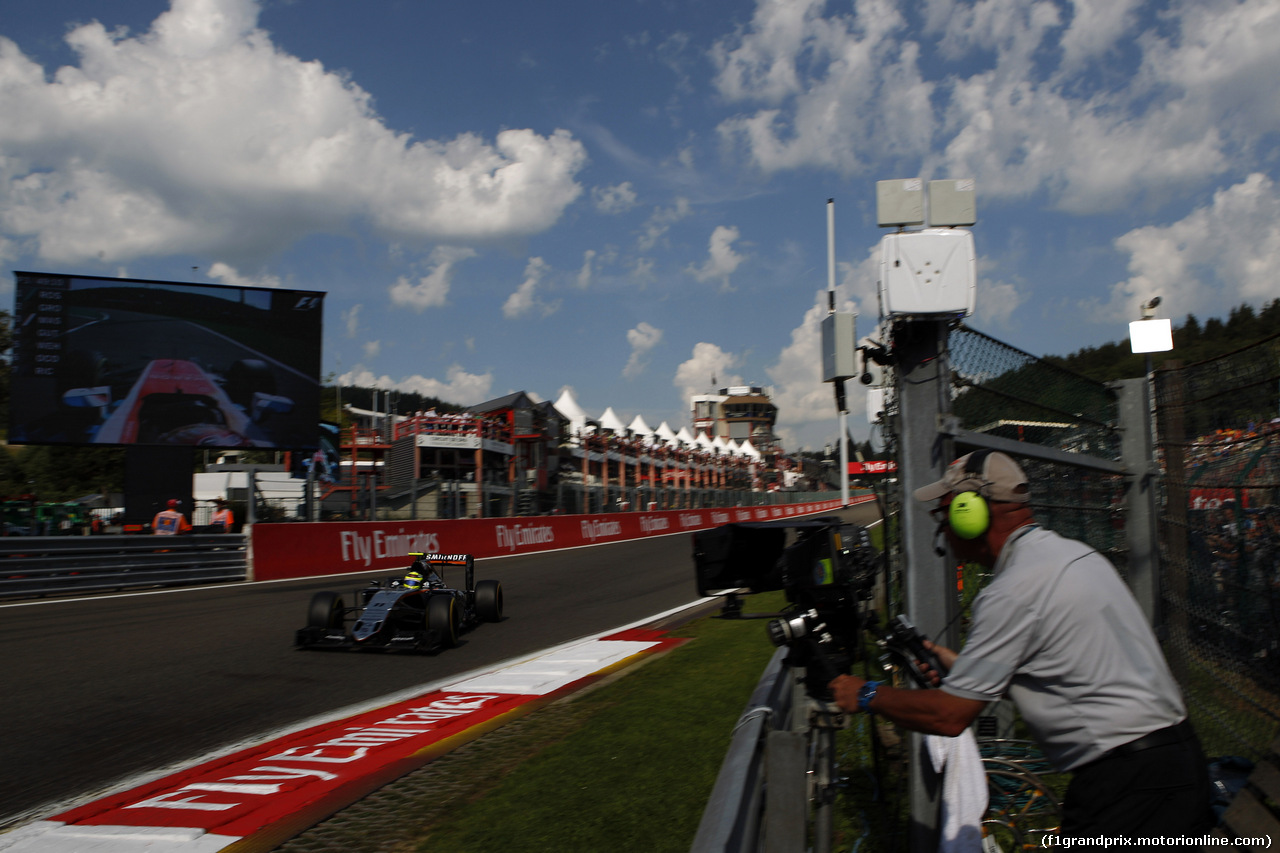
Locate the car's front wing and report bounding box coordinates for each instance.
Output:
[294,626,444,652]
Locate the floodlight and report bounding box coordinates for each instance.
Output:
[1129,319,1173,354]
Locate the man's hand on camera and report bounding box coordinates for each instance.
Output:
[916,640,957,687]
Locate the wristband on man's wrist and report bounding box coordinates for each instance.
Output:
[857,680,882,713]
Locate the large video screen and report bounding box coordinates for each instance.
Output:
[11,271,324,450]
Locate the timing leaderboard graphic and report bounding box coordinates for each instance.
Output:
[11,271,324,450]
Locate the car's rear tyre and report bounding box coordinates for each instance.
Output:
[308,591,344,629]
[475,580,503,622]
[427,594,457,647]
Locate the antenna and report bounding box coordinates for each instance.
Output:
[820,198,854,507]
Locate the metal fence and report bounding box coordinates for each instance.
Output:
[691,647,796,853]
[693,324,1138,851]
[853,324,1278,849]
[1152,332,1280,760]
[0,534,248,600]
[947,325,1128,565]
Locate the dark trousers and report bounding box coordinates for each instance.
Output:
[1062,722,1215,843]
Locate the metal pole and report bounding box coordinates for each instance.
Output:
[893,318,954,853]
[306,458,315,522]
[1115,377,1160,624]
[827,199,850,508]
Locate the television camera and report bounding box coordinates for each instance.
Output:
[692,516,945,698]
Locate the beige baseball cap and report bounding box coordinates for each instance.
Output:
[913,450,1030,503]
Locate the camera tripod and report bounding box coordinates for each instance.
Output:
[759,655,850,853]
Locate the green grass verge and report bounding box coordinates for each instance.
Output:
[276,585,911,853]
[414,595,789,852]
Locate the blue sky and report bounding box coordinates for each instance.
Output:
[2,0,1278,451]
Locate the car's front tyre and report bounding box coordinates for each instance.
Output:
[307,591,345,629]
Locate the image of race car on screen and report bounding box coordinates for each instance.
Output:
[296,553,505,653]
[58,355,293,447]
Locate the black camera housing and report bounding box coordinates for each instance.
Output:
[693,517,882,696]
[692,516,877,600]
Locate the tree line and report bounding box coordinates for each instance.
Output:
[1044,299,1280,382]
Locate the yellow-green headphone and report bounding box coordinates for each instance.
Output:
[949,450,993,540]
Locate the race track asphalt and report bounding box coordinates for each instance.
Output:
[0,504,880,831]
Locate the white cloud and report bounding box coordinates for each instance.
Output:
[388,246,477,311]
[502,256,557,319]
[711,0,1280,214]
[637,197,691,251]
[363,340,381,360]
[340,364,494,405]
[687,225,745,291]
[207,261,281,289]
[631,257,656,283]
[1055,0,1144,72]
[975,278,1025,329]
[576,249,596,289]
[1104,173,1280,320]
[592,182,638,214]
[0,0,586,265]
[338,368,394,389]
[623,321,663,378]
[765,299,838,450]
[713,0,932,175]
[711,0,830,104]
[342,304,362,338]
[674,342,742,405]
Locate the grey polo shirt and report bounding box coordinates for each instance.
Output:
[941,526,1185,771]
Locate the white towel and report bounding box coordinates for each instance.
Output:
[926,730,989,853]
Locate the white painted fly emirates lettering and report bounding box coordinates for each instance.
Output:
[580,519,622,542]
[678,513,703,528]
[495,523,555,553]
[638,515,669,533]
[711,511,730,524]
[339,530,441,566]
[124,695,502,812]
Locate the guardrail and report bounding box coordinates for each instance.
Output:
[691,646,796,852]
[0,535,248,600]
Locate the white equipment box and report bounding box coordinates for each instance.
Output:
[878,228,976,318]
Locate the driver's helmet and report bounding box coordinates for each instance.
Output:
[403,571,425,591]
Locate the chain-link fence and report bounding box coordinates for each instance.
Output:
[940,326,1280,759]
[847,323,1278,850]
[947,325,1129,563]
[1153,333,1280,760]
[873,324,1130,643]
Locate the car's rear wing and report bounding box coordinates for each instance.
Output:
[409,552,475,591]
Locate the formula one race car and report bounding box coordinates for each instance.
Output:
[295,553,503,652]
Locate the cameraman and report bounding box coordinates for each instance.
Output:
[828,450,1214,840]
